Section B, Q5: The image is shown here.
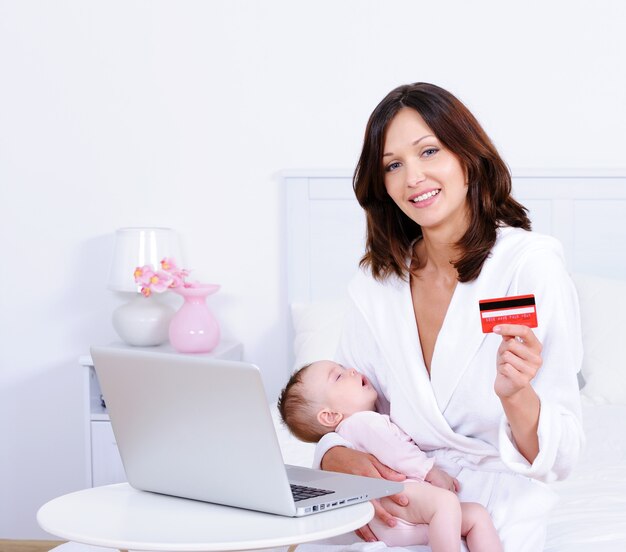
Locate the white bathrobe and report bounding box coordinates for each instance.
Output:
[314,227,584,552]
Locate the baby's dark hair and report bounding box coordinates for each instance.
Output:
[277,362,333,443]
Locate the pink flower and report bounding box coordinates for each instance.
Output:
[169,273,185,289]
[133,257,196,296]
[134,265,155,286]
[161,257,190,289]
[160,257,180,272]
[147,271,174,293]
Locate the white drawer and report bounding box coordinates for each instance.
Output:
[90,421,126,487]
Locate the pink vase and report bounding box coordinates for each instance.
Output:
[169,284,221,353]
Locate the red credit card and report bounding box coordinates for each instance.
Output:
[479,294,538,333]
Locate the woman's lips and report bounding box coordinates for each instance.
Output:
[409,188,441,208]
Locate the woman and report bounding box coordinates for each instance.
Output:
[314,83,584,551]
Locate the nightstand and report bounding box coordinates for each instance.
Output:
[80,340,243,487]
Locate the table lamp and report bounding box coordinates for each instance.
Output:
[108,227,182,346]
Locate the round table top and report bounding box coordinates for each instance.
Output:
[38,483,374,551]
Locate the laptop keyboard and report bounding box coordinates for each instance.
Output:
[290,483,335,502]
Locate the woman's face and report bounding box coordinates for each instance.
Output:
[382,107,469,235]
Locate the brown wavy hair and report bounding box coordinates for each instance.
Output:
[354,82,531,282]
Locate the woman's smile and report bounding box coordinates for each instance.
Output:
[409,188,441,207]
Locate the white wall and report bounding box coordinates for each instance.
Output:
[1,0,625,539]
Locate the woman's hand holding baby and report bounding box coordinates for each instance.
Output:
[321,446,408,542]
[321,445,406,482]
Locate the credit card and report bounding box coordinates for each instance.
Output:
[479,294,537,333]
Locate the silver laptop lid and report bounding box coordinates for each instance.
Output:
[91,346,297,516]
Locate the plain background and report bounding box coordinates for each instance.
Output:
[1,0,625,538]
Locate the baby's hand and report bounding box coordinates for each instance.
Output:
[425,466,459,493]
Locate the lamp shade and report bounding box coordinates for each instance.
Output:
[108,227,183,292]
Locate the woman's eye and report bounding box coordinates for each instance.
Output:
[385,161,401,172]
[423,148,439,158]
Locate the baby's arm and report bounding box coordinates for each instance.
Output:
[337,411,434,481]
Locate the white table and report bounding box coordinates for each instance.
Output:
[38,483,374,552]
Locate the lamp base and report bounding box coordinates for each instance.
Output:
[112,294,175,346]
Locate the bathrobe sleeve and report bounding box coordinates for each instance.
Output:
[312,301,390,469]
[337,411,434,480]
[498,237,585,482]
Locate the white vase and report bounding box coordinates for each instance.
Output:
[112,294,175,346]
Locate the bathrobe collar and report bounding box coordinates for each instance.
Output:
[349,227,524,445]
[429,278,488,411]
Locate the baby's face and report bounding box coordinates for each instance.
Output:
[302,361,378,417]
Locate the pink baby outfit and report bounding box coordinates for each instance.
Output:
[336,410,434,546]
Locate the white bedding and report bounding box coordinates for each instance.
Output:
[544,401,626,551]
[271,401,626,551]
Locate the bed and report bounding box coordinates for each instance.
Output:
[275,169,626,551]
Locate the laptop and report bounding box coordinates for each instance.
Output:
[90,346,403,517]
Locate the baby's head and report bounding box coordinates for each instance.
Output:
[277,360,378,443]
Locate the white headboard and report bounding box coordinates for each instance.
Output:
[285,169,626,304]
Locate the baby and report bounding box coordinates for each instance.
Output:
[278,360,502,552]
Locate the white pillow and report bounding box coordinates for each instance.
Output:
[270,401,316,467]
[276,300,348,467]
[290,299,348,373]
[572,273,626,405]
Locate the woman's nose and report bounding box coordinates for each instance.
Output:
[406,161,426,187]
